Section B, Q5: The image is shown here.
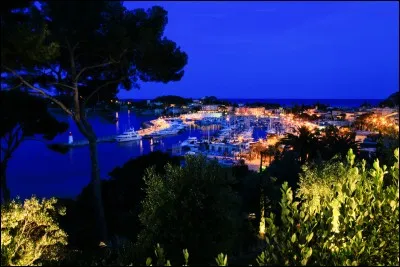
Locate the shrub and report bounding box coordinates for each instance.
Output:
[257,148,399,266]
[1,197,68,266]
[136,155,242,264]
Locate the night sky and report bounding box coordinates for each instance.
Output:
[119,1,399,100]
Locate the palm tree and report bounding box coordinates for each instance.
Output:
[265,145,278,165]
[280,126,318,164]
[251,141,267,160]
[321,126,359,160]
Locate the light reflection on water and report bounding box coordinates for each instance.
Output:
[7,110,225,199]
[69,148,74,164]
[115,120,120,134]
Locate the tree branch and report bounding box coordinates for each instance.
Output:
[75,60,118,82]
[2,66,73,116]
[1,125,23,172]
[7,82,23,90]
[83,77,125,105]
[72,42,80,53]
[75,49,127,82]
[49,82,76,91]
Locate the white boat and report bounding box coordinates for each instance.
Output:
[157,128,179,136]
[115,127,142,142]
[180,137,201,152]
[180,136,199,147]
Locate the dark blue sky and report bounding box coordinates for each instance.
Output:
[119,1,399,100]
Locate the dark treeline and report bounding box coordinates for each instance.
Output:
[379,91,399,108]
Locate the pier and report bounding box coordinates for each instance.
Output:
[57,135,117,147]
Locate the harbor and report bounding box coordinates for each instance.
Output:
[47,100,396,172]
[55,110,288,170]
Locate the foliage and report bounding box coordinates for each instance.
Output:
[243,102,281,109]
[352,112,398,136]
[153,95,191,106]
[136,155,242,264]
[0,90,68,140]
[1,1,60,70]
[143,245,228,266]
[280,125,359,165]
[1,197,68,266]
[62,152,181,248]
[267,150,302,189]
[2,1,189,107]
[202,96,230,105]
[257,148,399,266]
[376,135,399,169]
[249,141,267,160]
[280,126,319,164]
[321,125,359,160]
[2,1,188,244]
[0,90,68,202]
[215,253,228,266]
[379,92,399,108]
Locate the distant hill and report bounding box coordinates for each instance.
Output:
[379,92,399,108]
[153,95,191,106]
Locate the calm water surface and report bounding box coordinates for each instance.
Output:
[8,110,250,200]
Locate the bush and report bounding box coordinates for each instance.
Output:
[136,155,242,265]
[257,148,399,266]
[66,152,181,248]
[1,197,68,266]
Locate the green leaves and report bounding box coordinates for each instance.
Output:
[182,249,189,266]
[215,253,228,266]
[1,197,68,266]
[306,232,314,243]
[137,155,241,264]
[346,148,355,167]
[256,148,399,266]
[291,233,297,243]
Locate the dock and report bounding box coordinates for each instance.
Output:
[56,135,117,147]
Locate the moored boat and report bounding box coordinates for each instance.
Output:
[115,127,142,142]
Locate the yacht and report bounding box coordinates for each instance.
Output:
[180,136,199,147]
[180,136,200,152]
[158,128,179,136]
[115,127,142,142]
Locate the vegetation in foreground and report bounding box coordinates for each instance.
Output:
[2,149,398,266]
[2,0,188,244]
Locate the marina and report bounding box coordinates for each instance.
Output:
[54,111,288,171]
[8,100,398,200]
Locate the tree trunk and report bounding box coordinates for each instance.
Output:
[74,114,108,245]
[88,137,108,244]
[0,160,11,204]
